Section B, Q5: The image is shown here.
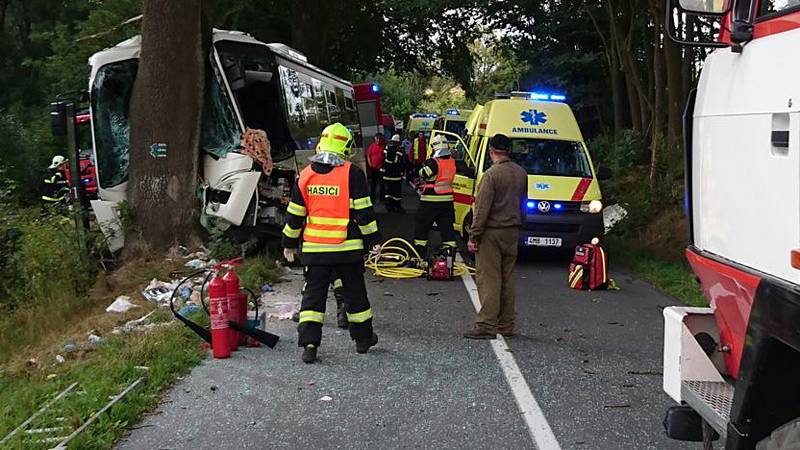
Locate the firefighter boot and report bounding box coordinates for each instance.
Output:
[302,344,317,364]
[355,333,379,354]
[336,297,349,329]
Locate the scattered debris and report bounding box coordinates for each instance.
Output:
[426,292,440,297]
[134,366,150,371]
[178,305,201,316]
[319,395,333,402]
[261,284,274,293]
[383,292,394,297]
[87,334,104,347]
[603,403,631,409]
[46,374,57,380]
[63,343,78,353]
[111,311,160,335]
[106,296,139,313]
[54,355,65,364]
[603,203,628,233]
[210,385,218,392]
[185,259,209,270]
[142,279,175,305]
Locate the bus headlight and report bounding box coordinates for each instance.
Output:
[581,200,603,214]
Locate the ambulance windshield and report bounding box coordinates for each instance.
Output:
[506,138,592,178]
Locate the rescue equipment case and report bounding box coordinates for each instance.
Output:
[568,241,609,290]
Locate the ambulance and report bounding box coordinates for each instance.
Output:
[431,92,611,249]
[434,108,473,138]
[407,113,438,139]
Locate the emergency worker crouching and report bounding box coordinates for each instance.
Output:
[413,135,457,259]
[282,123,381,364]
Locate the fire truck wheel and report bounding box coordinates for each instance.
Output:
[756,418,800,450]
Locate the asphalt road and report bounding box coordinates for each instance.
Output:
[116,189,694,450]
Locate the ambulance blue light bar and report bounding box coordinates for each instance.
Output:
[512,91,567,102]
[411,113,439,118]
[371,83,380,93]
[446,109,460,115]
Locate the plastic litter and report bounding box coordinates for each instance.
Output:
[106,296,139,313]
[185,259,209,269]
[319,396,333,402]
[63,343,78,353]
[87,334,104,347]
[142,279,175,305]
[54,355,65,364]
[179,287,192,299]
[178,304,201,316]
[261,283,274,293]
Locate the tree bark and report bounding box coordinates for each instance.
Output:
[128,0,207,251]
[663,23,683,153]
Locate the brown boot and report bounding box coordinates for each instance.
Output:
[463,327,496,340]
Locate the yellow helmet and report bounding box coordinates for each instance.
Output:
[316,123,354,158]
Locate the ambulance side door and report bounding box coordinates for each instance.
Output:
[431,130,476,234]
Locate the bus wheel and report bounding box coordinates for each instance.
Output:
[757,417,800,450]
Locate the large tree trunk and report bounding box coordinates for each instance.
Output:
[128,0,207,251]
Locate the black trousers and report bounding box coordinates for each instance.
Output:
[413,201,457,259]
[368,168,383,203]
[298,263,374,347]
[383,177,403,211]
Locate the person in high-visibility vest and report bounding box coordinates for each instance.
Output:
[413,135,457,259]
[282,122,381,364]
[382,134,405,213]
[410,131,427,181]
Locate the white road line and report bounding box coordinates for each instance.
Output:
[460,262,562,450]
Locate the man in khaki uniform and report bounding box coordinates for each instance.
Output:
[465,134,528,339]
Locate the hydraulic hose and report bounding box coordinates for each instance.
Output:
[364,237,476,279]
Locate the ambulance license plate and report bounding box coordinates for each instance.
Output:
[527,237,562,247]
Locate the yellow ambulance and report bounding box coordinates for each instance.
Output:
[406,113,438,140]
[432,92,610,250]
[434,108,473,138]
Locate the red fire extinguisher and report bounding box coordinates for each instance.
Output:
[223,269,243,352]
[208,273,231,359]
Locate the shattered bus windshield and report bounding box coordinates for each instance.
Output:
[91,59,137,188]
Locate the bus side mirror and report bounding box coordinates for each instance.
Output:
[597,166,612,181]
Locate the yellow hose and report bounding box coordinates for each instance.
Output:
[364,237,476,279]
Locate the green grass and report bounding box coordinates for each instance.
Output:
[0,312,206,450]
[606,236,708,307]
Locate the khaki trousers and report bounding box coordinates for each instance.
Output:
[475,227,519,333]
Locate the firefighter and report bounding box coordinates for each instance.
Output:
[41,155,69,205]
[382,134,405,213]
[282,122,381,364]
[413,134,457,260]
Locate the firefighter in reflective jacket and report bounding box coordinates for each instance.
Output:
[41,155,69,204]
[413,135,457,259]
[382,134,405,213]
[282,122,381,364]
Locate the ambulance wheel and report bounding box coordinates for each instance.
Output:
[757,417,800,450]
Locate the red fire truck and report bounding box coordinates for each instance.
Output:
[662,0,800,448]
[353,82,384,144]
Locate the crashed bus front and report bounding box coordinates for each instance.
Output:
[88,30,362,251]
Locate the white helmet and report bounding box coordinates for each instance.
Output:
[49,155,66,169]
[390,134,401,143]
[430,135,451,158]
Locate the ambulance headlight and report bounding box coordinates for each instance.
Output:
[581,200,603,214]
